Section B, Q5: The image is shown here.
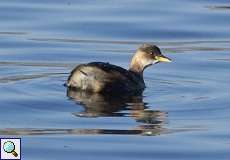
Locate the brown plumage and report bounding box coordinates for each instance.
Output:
[66,44,171,93]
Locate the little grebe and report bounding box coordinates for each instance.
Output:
[66,44,171,93]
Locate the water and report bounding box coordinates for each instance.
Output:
[0,0,230,159]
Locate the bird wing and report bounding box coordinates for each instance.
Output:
[67,62,137,92]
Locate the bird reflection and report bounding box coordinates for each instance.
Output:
[67,88,167,136]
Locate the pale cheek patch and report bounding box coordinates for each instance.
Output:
[152,60,159,65]
[141,58,157,67]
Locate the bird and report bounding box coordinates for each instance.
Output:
[66,44,171,93]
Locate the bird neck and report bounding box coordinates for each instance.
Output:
[128,51,152,77]
[129,61,144,76]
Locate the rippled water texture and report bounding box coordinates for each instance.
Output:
[0,0,230,160]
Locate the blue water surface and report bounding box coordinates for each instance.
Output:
[0,0,230,160]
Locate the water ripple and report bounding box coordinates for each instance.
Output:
[0,73,66,83]
[0,127,202,136]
